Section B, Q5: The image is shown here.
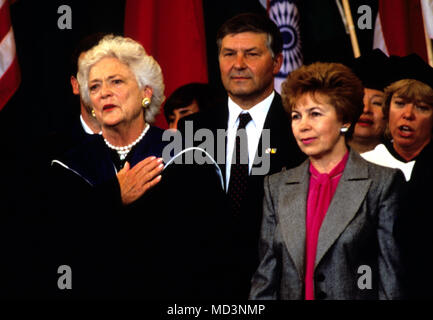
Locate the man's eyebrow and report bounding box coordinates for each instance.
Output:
[221,47,259,52]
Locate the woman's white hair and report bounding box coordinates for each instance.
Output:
[77,34,165,124]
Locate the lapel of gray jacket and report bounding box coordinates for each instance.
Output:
[315,149,372,268]
[279,159,310,279]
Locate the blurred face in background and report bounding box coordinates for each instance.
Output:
[353,88,386,142]
[167,101,199,130]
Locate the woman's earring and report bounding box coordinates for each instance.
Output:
[340,126,349,133]
[142,97,151,108]
[91,109,96,118]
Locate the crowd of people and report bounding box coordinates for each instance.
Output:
[2,12,432,300]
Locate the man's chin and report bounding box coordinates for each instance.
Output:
[227,87,255,98]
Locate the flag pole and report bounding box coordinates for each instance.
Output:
[342,0,361,58]
[421,4,433,67]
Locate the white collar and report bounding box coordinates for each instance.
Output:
[227,91,274,130]
[80,115,95,135]
[361,143,416,181]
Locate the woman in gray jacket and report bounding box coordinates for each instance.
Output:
[250,62,405,300]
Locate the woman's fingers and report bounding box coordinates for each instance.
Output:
[137,160,164,187]
[142,174,162,193]
[130,156,158,172]
[117,157,164,205]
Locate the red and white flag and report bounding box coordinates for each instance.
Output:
[373,0,428,61]
[0,0,20,111]
[124,0,208,129]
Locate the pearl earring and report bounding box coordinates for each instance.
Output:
[340,127,349,133]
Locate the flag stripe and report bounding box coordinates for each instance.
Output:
[377,0,427,61]
[0,55,20,110]
[0,27,15,75]
[373,14,389,55]
[421,0,433,39]
[0,2,11,41]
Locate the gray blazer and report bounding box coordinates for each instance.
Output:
[250,149,405,300]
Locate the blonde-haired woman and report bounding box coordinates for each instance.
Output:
[362,54,433,299]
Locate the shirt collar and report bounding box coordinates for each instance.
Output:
[80,115,95,135]
[80,115,102,135]
[227,91,275,129]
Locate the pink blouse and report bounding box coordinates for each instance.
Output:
[304,151,349,300]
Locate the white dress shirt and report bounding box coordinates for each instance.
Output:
[225,91,274,191]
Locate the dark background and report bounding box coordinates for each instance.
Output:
[0,0,377,298]
[4,0,378,136]
[1,0,377,205]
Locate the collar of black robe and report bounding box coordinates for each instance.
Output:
[384,139,432,163]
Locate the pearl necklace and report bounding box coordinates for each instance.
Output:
[104,124,150,160]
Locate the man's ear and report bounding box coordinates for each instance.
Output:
[272,53,283,75]
[71,76,80,95]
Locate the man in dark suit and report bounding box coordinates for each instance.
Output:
[178,13,304,298]
[44,33,105,161]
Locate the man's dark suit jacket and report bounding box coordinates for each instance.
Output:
[178,93,305,298]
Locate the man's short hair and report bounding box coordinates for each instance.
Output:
[216,12,283,58]
[70,32,107,77]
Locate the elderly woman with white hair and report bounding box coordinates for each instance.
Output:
[45,35,169,299]
[75,34,166,202]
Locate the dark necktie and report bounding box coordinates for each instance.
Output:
[227,112,252,215]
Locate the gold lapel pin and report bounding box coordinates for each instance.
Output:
[265,148,277,154]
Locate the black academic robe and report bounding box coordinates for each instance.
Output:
[0,117,93,299]
[39,126,167,299]
[178,93,305,298]
[39,126,232,300]
[394,142,433,299]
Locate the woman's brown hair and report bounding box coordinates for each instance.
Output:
[281,62,364,139]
